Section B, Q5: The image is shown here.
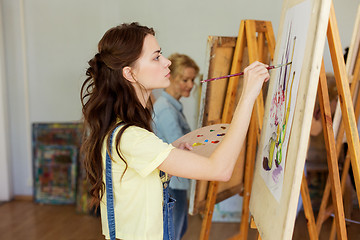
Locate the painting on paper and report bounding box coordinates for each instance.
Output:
[259,0,312,202]
[250,0,331,238]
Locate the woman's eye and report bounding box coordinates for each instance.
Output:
[154,51,163,61]
[183,78,194,83]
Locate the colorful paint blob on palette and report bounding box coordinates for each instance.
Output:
[192,142,203,147]
[191,126,228,147]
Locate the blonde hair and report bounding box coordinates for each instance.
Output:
[168,53,199,79]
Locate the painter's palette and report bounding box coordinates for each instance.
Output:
[172,124,229,157]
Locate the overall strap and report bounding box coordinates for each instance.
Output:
[106,125,121,240]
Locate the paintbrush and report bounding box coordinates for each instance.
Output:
[201,62,292,83]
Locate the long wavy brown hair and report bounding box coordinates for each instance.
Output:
[80,22,155,208]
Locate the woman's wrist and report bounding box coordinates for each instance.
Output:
[240,93,257,108]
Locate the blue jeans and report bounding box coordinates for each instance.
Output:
[163,180,176,240]
[168,188,188,240]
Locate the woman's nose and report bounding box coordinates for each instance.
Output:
[188,80,194,88]
[164,57,171,68]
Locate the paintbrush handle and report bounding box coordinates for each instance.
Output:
[201,72,244,83]
[201,62,291,83]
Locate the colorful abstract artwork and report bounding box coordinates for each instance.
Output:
[32,123,83,146]
[34,145,77,204]
[32,123,83,204]
[250,0,331,239]
[259,0,312,202]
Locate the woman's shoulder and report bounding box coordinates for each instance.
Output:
[113,125,162,150]
[115,124,151,137]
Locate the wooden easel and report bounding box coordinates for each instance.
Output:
[201,2,360,239]
[199,19,275,240]
[199,19,320,240]
[251,3,360,240]
[224,21,319,240]
[316,4,360,239]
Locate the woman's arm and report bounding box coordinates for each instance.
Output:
[158,61,270,181]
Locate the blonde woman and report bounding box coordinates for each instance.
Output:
[152,53,199,239]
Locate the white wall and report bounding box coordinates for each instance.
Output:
[2,0,124,196]
[24,1,123,122]
[0,2,12,200]
[1,0,358,196]
[2,0,32,196]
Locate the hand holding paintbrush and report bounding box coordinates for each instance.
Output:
[201,62,292,83]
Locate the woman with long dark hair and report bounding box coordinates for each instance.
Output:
[81,22,269,240]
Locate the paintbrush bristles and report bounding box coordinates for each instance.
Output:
[272,62,292,68]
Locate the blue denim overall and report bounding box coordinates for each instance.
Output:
[105,127,175,240]
[160,171,176,240]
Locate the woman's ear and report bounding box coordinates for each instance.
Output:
[122,66,136,83]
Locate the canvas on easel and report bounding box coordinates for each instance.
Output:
[249,0,332,239]
[196,20,275,240]
[188,36,248,215]
[190,27,273,219]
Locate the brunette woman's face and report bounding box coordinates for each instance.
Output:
[172,67,196,98]
[131,35,171,91]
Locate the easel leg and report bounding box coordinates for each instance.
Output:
[238,114,257,240]
[316,11,360,235]
[225,19,275,240]
[300,172,318,240]
[328,2,360,208]
[329,152,352,239]
[318,60,348,240]
[334,46,360,156]
[222,21,246,123]
[199,181,219,240]
[249,217,262,240]
[316,176,332,234]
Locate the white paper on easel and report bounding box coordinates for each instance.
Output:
[259,0,312,202]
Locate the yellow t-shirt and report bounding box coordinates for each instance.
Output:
[100,125,175,240]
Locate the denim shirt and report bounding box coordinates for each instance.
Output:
[153,91,191,190]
